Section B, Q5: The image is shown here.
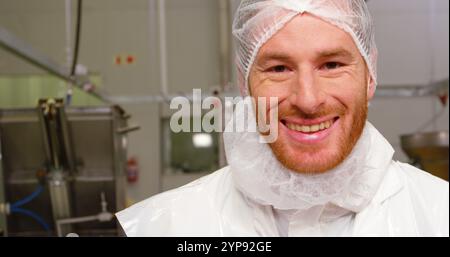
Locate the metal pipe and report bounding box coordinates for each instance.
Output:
[65,0,73,70]
[428,0,438,131]
[218,0,232,168]
[65,0,74,105]
[0,27,109,103]
[59,105,77,173]
[104,79,448,104]
[218,0,232,88]
[148,0,158,92]
[374,79,448,98]
[55,191,114,237]
[157,0,169,96]
[56,215,98,237]
[48,170,72,236]
[0,27,72,84]
[117,125,141,134]
[55,211,114,237]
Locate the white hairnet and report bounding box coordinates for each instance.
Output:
[232,0,378,95]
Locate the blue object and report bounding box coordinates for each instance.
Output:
[10,207,51,231]
[11,185,44,209]
[66,92,73,106]
[10,185,50,231]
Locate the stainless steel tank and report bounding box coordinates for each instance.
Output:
[400,131,449,181]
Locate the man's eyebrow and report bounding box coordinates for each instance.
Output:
[317,48,355,59]
[256,47,355,65]
[256,51,295,65]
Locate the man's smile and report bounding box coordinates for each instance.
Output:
[280,116,340,144]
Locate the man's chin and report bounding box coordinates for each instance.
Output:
[269,129,365,174]
[273,150,347,174]
[268,132,352,175]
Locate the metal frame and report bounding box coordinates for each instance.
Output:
[0,105,130,236]
[0,27,108,103]
[0,130,7,236]
[111,106,127,233]
[375,79,449,98]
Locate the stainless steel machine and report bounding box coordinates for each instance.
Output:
[401,131,449,181]
[0,99,137,236]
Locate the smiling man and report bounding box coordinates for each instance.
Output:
[116,0,449,236]
[250,13,370,174]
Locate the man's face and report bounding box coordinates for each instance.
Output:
[249,13,375,174]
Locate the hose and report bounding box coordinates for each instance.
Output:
[70,0,83,77]
[11,185,44,209]
[9,184,51,232]
[10,207,51,231]
[67,0,83,105]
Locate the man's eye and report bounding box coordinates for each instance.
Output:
[322,62,342,70]
[268,65,288,73]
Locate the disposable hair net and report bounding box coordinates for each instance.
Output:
[232,0,378,95]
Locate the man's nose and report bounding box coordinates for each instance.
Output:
[288,70,325,114]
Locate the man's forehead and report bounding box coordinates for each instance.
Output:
[255,14,359,63]
[260,13,357,52]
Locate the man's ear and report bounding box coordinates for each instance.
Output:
[367,75,376,101]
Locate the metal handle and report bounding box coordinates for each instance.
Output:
[117,125,140,134]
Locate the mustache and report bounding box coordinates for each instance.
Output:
[278,105,346,120]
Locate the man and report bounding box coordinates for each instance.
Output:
[116,0,449,236]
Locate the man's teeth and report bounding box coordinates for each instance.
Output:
[286,120,333,133]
